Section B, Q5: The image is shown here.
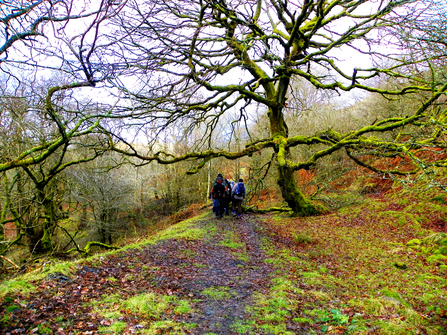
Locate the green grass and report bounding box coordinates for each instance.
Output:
[219,231,245,249]
[0,279,36,298]
[90,292,194,334]
[0,212,210,300]
[201,286,236,300]
[293,231,315,244]
[252,192,447,334]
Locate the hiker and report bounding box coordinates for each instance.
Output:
[229,180,235,213]
[210,174,227,218]
[223,178,232,215]
[210,173,230,216]
[232,178,246,219]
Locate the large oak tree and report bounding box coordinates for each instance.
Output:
[106,0,447,215]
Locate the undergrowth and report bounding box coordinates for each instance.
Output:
[1,183,447,334]
[252,185,447,334]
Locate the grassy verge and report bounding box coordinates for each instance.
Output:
[234,186,447,334]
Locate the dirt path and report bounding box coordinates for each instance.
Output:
[0,213,275,334]
[174,216,273,334]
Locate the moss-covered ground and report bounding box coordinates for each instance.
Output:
[0,185,446,334]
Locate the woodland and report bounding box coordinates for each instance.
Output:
[1,0,447,333]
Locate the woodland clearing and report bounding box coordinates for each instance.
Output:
[1,184,447,335]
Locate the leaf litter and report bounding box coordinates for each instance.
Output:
[1,190,447,334]
[0,215,275,334]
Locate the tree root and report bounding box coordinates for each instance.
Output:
[243,205,292,214]
[64,241,119,256]
[0,255,20,269]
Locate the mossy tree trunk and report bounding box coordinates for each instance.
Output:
[268,78,321,217]
[28,185,57,253]
[25,177,66,254]
[277,161,321,216]
[272,125,321,216]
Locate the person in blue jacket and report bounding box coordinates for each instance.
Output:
[231,178,245,219]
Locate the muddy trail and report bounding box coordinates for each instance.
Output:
[0,214,281,334]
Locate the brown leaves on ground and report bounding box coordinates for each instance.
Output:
[0,215,274,334]
[1,187,447,334]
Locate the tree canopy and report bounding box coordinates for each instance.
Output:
[1,0,447,217]
[103,0,447,215]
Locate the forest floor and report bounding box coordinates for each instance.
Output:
[1,186,447,334]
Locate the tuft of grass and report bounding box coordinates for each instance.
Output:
[429,195,447,204]
[349,297,390,316]
[423,232,447,245]
[239,277,300,334]
[292,317,312,324]
[87,291,193,334]
[426,254,447,264]
[234,251,249,262]
[346,317,369,334]
[99,321,127,334]
[145,212,210,245]
[121,293,192,318]
[230,321,256,334]
[374,320,408,335]
[308,290,330,301]
[173,300,193,314]
[293,231,315,244]
[219,231,245,249]
[201,286,235,300]
[380,288,409,307]
[402,308,425,327]
[0,280,36,299]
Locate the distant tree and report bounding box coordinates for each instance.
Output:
[68,156,134,245]
[106,0,447,216]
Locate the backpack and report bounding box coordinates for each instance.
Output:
[223,179,231,197]
[235,182,245,196]
[212,183,225,198]
[212,176,223,188]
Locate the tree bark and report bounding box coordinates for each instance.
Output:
[269,102,321,217]
[27,184,60,254]
[277,162,321,217]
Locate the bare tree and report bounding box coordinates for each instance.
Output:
[104,0,447,215]
[0,88,111,253]
[68,155,134,245]
[0,0,129,173]
[0,1,130,254]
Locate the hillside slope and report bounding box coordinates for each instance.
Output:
[1,189,447,334]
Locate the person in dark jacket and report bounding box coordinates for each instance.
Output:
[223,178,231,215]
[211,173,230,216]
[211,178,226,218]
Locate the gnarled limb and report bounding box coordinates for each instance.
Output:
[65,241,119,256]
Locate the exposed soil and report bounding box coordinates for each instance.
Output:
[0,214,274,334]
